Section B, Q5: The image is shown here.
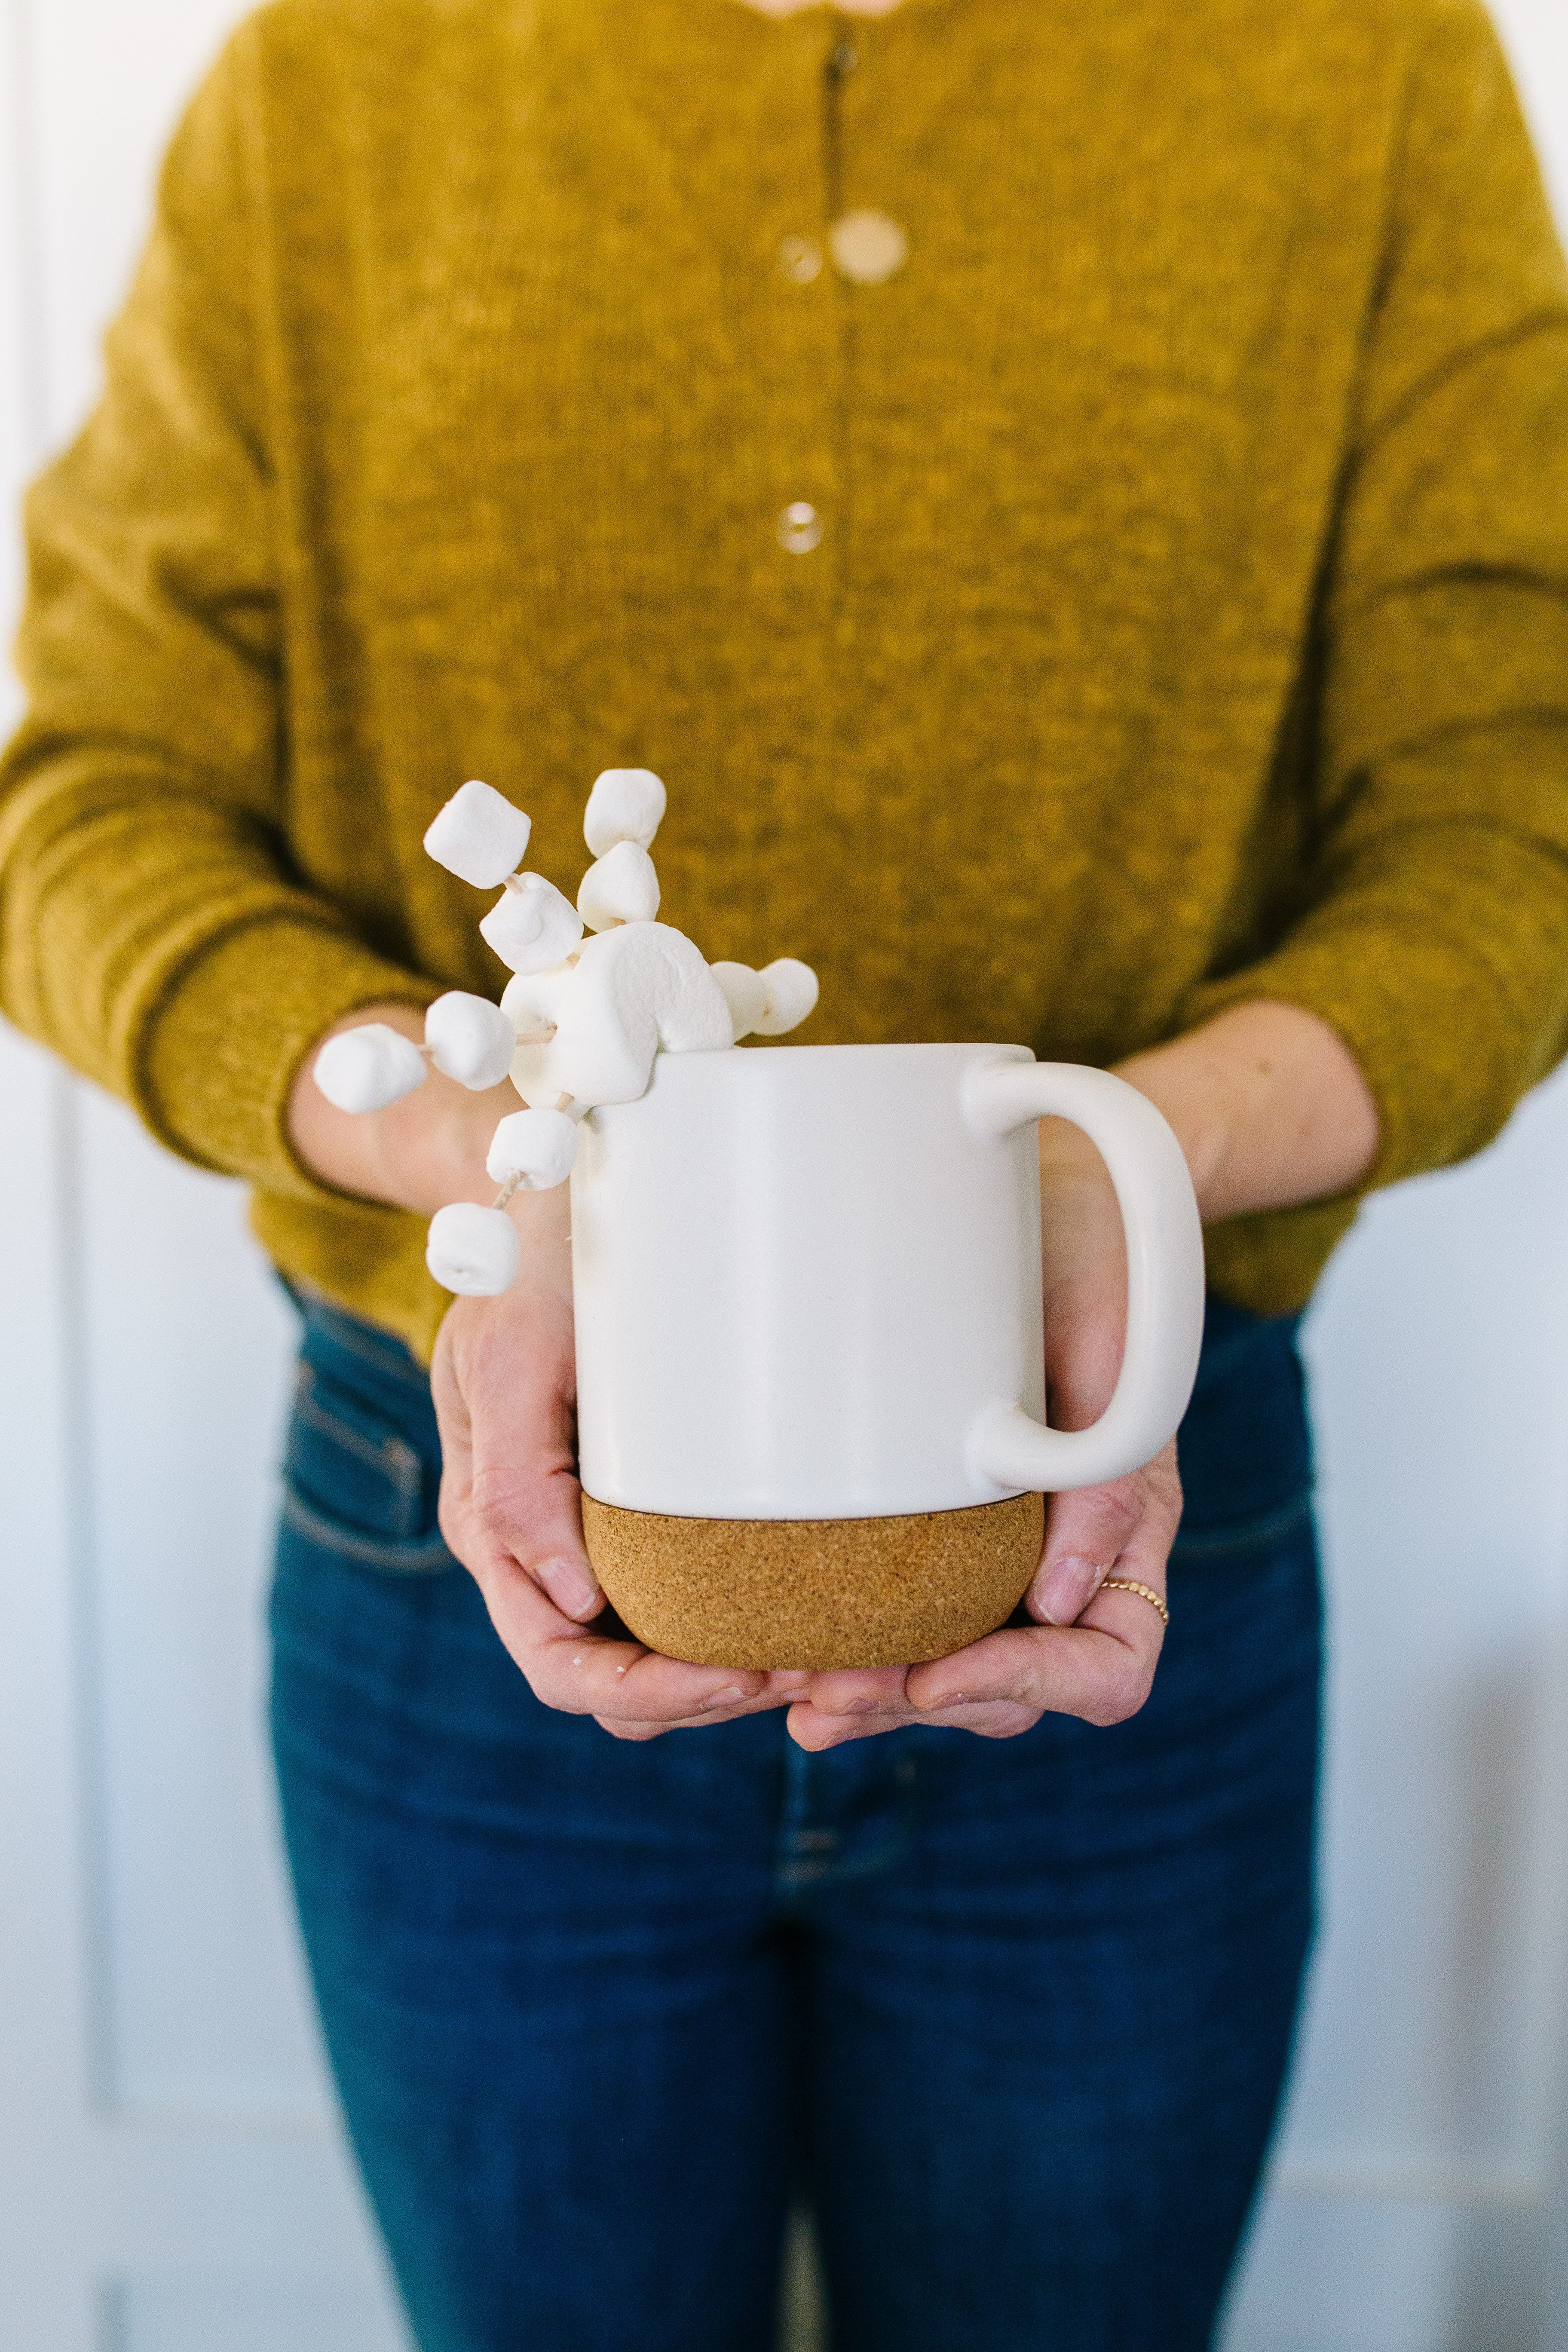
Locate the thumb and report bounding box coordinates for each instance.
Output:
[432,1296,603,1624]
[1029,1475,1145,1625]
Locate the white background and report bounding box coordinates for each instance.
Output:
[2,5,1568,2348]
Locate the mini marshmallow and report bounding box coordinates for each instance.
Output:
[424,992,517,1090]
[486,1107,579,1191]
[578,840,661,933]
[425,1202,521,1296]
[709,962,768,1041]
[423,780,532,890]
[753,958,819,1036]
[479,873,584,973]
[503,921,733,1110]
[583,768,666,858]
[312,1023,428,1114]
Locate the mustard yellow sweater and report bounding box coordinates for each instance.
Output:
[4,0,1568,1364]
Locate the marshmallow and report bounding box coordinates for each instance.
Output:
[423,780,532,890]
[753,958,819,1036]
[577,840,661,933]
[502,922,733,1109]
[583,768,666,858]
[425,1202,521,1296]
[424,992,517,1090]
[312,1023,428,1114]
[479,872,584,974]
[709,961,769,1041]
[486,1107,579,1191]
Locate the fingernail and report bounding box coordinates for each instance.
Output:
[537,1557,602,1620]
[1034,1555,1105,1626]
[934,1691,971,1710]
[700,1685,747,1712]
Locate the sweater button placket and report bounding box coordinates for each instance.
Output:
[767,34,843,570]
[827,33,907,291]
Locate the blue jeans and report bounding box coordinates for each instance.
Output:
[270,1291,1321,2352]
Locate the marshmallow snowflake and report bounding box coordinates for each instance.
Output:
[312,771,819,1295]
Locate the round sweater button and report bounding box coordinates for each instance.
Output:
[777,502,824,554]
[778,234,824,285]
[829,208,909,287]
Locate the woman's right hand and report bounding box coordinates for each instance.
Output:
[288,999,805,1735]
[429,1187,809,1736]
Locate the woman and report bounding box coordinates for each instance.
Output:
[3,0,1566,2343]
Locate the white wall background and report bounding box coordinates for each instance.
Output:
[2,6,1568,2349]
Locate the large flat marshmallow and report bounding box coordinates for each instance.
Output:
[709,961,768,1041]
[502,922,733,1109]
[583,768,666,857]
[423,779,533,890]
[577,840,660,932]
[486,1107,579,1190]
[425,992,516,1089]
[425,1202,520,1296]
[480,873,584,973]
[753,958,819,1035]
[312,1023,428,1113]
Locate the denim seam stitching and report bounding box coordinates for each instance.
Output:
[1170,1492,1314,1560]
[298,1294,430,1393]
[279,1486,455,1572]
[292,1367,425,1492]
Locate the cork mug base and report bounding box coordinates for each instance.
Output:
[580,1491,1046,1672]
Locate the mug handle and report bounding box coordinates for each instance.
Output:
[961,1058,1206,1493]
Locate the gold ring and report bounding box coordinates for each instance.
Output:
[1098,1577,1169,1629]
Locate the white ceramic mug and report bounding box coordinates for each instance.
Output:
[571,1041,1204,1519]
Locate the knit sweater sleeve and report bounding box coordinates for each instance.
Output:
[0,28,431,1200]
[1189,1,1568,1304]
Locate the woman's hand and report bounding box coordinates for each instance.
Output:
[429,1193,810,1736]
[786,1118,1178,1748]
[288,1000,808,1736]
[788,999,1379,1749]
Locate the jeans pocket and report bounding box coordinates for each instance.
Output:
[281,1362,454,1573]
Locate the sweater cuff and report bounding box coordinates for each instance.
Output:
[141,911,436,1201]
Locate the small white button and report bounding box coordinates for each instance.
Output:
[829,208,908,287]
[831,42,858,75]
[778,234,823,285]
[777,502,823,554]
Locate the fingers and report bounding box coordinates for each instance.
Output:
[1028,1438,1183,1625]
[432,1292,806,1730]
[786,1693,1042,1749]
[432,1287,604,1620]
[1029,1472,1146,1624]
[593,1672,811,1742]
[794,1663,909,1719]
[798,1442,1184,1741]
[903,1619,1158,1728]
[478,1550,804,1725]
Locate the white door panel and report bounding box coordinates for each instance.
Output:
[79,1104,318,2122]
[1,0,410,2343]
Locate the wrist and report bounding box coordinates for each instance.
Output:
[1115,1000,1379,1222]
[288,998,514,1215]
[1112,1040,1239,1220]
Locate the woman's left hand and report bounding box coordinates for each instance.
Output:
[787,1111,1181,1749]
[788,998,1384,1749]
[786,1441,1179,1747]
